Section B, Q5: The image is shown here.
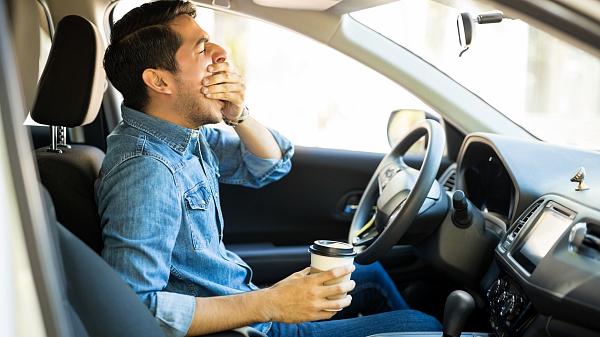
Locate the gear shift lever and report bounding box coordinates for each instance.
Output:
[443,290,475,337]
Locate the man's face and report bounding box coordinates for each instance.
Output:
[169,15,227,127]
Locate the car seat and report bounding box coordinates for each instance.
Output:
[29,14,266,337]
[43,185,255,337]
[42,185,167,337]
[31,15,105,253]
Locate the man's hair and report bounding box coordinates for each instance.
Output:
[104,1,196,111]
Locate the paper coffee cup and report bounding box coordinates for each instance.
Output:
[309,240,357,306]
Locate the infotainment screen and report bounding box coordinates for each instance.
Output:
[513,205,573,273]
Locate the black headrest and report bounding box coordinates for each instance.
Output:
[32,15,105,127]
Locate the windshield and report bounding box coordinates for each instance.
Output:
[352,0,600,150]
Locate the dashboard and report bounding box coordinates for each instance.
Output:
[454,134,600,337]
[459,142,514,223]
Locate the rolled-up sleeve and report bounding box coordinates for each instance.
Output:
[202,127,293,188]
[146,291,196,337]
[97,156,195,337]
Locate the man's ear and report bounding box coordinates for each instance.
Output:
[142,69,173,95]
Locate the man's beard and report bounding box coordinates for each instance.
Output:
[174,78,223,128]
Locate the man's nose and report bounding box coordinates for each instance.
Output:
[208,42,227,64]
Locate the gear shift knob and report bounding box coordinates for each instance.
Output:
[443,290,475,337]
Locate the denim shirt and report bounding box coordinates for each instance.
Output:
[96,105,293,337]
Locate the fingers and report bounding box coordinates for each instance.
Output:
[271,266,354,323]
[305,295,353,321]
[202,83,244,95]
[202,63,245,109]
[320,280,355,297]
[207,62,231,73]
[204,92,244,106]
[202,71,242,86]
[312,264,355,283]
[320,295,353,312]
[294,267,312,277]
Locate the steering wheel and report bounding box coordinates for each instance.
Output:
[348,119,446,264]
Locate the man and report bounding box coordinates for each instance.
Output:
[97,1,441,337]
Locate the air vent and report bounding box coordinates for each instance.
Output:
[511,201,542,239]
[520,204,540,223]
[439,164,457,192]
[443,172,456,191]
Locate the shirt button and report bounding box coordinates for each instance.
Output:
[191,130,198,138]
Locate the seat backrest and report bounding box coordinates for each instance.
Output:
[41,186,167,337]
[36,145,105,252]
[32,15,106,253]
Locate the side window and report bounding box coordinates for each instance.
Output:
[203,9,434,154]
[112,3,433,153]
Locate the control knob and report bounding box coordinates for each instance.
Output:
[499,294,523,321]
[494,291,508,317]
[487,279,507,300]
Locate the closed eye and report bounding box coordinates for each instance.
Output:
[195,37,208,55]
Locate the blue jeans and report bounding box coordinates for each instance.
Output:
[267,262,441,337]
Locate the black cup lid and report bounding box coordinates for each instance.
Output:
[309,240,357,257]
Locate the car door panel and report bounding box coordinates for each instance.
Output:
[229,243,422,286]
[221,146,383,246]
[221,145,451,245]
[221,145,452,282]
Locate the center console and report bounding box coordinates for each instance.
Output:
[485,274,532,337]
[483,196,589,337]
[374,195,600,337]
[502,201,575,275]
[486,201,576,336]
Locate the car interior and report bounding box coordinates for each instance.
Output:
[1,0,599,337]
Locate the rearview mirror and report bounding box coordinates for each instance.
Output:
[457,11,504,56]
[457,12,474,56]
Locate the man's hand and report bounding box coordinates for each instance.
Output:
[261,265,356,323]
[202,61,283,159]
[185,265,355,336]
[201,62,245,120]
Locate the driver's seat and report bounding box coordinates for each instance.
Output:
[32,15,105,253]
[42,184,257,337]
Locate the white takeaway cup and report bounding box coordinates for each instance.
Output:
[308,240,357,304]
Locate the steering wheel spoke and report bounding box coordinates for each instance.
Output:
[352,229,379,247]
[351,213,380,247]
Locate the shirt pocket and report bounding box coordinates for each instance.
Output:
[184,181,214,251]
